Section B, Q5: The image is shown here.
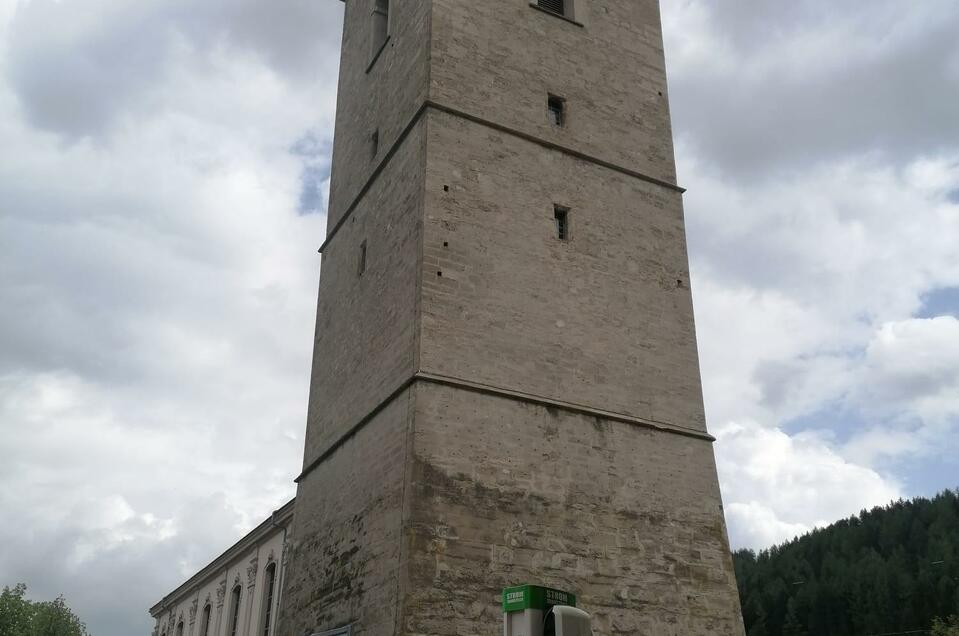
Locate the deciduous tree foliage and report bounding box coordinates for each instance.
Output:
[0,583,89,636]
[734,489,959,636]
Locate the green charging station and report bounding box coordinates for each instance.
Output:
[502,585,591,636]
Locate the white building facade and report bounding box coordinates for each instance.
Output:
[149,500,294,636]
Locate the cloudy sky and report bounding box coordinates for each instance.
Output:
[0,1,957,635]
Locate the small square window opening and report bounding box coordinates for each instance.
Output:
[547,95,565,127]
[554,206,569,241]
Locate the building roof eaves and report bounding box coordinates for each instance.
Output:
[148,498,295,616]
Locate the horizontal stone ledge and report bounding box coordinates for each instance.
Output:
[295,371,714,484]
[318,100,686,254]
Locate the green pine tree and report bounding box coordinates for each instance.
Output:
[782,599,807,636]
[733,489,959,636]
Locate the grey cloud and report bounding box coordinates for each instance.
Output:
[668,2,959,181]
[0,206,237,385]
[860,330,959,410]
[0,492,246,636]
[178,1,345,79]
[5,0,344,138]
[755,359,807,412]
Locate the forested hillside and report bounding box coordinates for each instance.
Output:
[734,489,959,636]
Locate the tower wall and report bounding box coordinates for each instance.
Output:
[405,382,742,636]
[302,120,425,466]
[428,0,677,185]
[420,109,707,432]
[326,0,430,229]
[283,388,413,636]
[280,0,745,634]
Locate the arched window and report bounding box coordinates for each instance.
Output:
[200,604,212,636]
[260,563,278,636]
[175,622,184,636]
[228,585,242,636]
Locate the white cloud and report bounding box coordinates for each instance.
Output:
[717,422,902,549]
[841,427,926,468]
[688,153,959,434]
[724,502,811,552]
[856,317,959,423]
[837,317,959,467]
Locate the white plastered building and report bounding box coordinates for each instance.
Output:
[149,499,294,636]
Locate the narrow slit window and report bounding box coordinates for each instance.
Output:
[554,206,569,241]
[370,129,379,161]
[537,0,567,16]
[547,95,565,127]
[371,0,390,61]
[358,240,367,276]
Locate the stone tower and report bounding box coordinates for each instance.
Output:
[278,0,745,634]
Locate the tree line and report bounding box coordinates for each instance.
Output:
[734,489,959,636]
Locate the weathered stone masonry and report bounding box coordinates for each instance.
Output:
[278,1,745,634]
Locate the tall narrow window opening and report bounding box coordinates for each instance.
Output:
[228,586,241,636]
[537,0,567,16]
[554,206,569,241]
[175,622,184,636]
[358,240,368,276]
[200,605,212,636]
[547,95,565,127]
[261,563,278,636]
[371,0,390,62]
[370,129,379,161]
